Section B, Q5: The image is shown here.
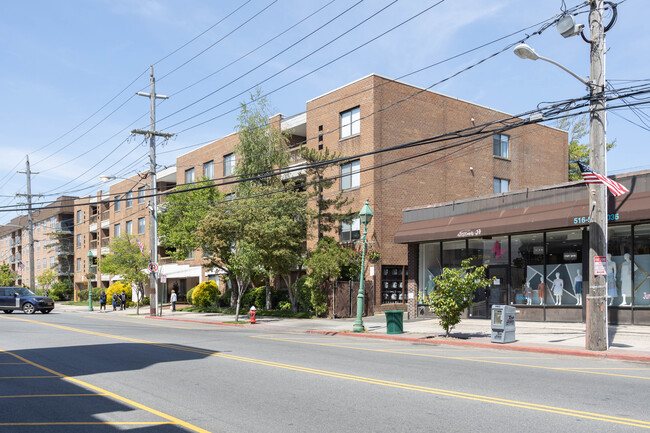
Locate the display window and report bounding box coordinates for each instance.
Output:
[608,225,633,306]
[442,240,466,268]
[633,224,650,307]
[419,242,441,300]
[545,229,583,306]
[511,233,545,305]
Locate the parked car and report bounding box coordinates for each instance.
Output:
[0,287,54,314]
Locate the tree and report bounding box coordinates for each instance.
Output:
[304,237,350,316]
[0,262,17,286]
[99,236,149,314]
[158,180,225,261]
[557,115,616,180]
[422,259,494,337]
[37,268,57,296]
[229,240,265,321]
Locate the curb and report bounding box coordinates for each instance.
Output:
[146,316,248,328]
[306,330,650,363]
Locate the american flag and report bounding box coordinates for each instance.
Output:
[136,239,146,256]
[577,161,629,197]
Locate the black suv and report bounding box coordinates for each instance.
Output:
[0,287,54,314]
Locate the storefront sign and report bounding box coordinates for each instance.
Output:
[563,252,578,261]
[594,256,607,276]
[573,213,619,225]
[457,229,482,238]
[533,246,544,255]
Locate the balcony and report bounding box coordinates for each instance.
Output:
[55,221,74,233]
[89,240,98,250]
[101,238,110,248]
[10,237,21,247]
[55,246,74,255]
[10,254,21,264]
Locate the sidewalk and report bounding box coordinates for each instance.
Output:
[57,303,650,362]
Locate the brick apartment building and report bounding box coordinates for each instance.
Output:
[0,196,75,291]
[161,74,568,312]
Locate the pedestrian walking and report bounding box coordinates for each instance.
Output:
[112,293,117,311]
[120,291,127,310]
[99,291,107,312]
[170,290,177,312]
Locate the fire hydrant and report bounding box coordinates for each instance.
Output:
[249,306,256,324]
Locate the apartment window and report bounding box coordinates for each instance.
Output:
[224,153,235,176]
[114,223,121,239]
[186,250,194,260]
[138,217,145,235]
[35,240,39,252]
[126,191,133,207]
[340,106,360,139]
[138,186,146,204]
[494,178,510,194]
[36,259,40,271]
[340,160,360,190]
[50,217,56,228]
[126,220,133,235]
[341,217,361,242]
[77,210,82,224]
[185,168,195,184]
[77,258,81,272]
[50,257,55,268]
[115,197,121,212]
[204,161,214,179]
[493,134,509,158]
[76,234,82,248]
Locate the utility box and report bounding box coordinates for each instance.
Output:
[385,310,404,334]
[491,305,516,343]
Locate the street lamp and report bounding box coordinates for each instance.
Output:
[87,250,94,311]
[513,1,609,352]
[353,199,374,333]
[101,174,160,316]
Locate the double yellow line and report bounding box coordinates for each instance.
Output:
[3,316,650,429]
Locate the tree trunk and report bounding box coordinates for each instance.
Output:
[282,274,297,313]
[266,275,272,310]
[235,297,241,322]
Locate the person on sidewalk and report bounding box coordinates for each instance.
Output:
[170,290,177,312]
[120,291,127,310]
[112,293,118,311]
[99,291,107,312]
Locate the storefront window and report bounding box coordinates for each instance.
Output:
[442,240,466,268]
[511,233,545,305]
[633,224,650,307]
[469,237,509,307]
[609,225,632,306]
[546,229,583,306]
[419,242,441,300]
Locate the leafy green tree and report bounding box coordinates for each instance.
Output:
[300,147,351,240]
[36,268,57,296]
[158,180,225,261]
[49,279,73,301]
[99,236,149,314]
[557,115,616,180]
[304,237,350,316]
[0,262,17,286]
[229,240,265,321]
[422,259,494,337]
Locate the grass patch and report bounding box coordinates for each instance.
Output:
[178,305,314,318]
[222,320,249,324]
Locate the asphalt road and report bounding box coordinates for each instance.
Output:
[1,309,650,432]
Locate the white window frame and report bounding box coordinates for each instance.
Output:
[224,153,236,176]
[340,106,360,139]
[185,168,195,184]
[340,160,360,190]
[494,178,510,194]
[138,186,146,204]
[493,134,509,158]
[138,217,145,235]
[126,192,133,208]
[204,161,214,180]
[341,217,361,243]
[126,220,133,235]
[114,223,121,239]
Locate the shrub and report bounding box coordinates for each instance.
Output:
[50,279,74,301]
[106,281,132,304]
[186,287,196,304]
[217,289,231,308]
[191,281,219,308]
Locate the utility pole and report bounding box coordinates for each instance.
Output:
[586,0,608,351]
[17,156,41,290]
[132,66,173,316]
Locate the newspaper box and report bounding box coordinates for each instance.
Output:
[491,305,516,344]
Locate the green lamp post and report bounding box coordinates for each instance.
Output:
[353,199,374,333]
[87,250,94,312]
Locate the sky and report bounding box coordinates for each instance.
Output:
[0,0,647,224]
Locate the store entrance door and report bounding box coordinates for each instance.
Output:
[470,265,509,319]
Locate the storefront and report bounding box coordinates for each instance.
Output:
[395,171,650,324]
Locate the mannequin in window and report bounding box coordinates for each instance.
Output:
[574,269,582,306]
[607,253,617,305]
[524,282,532,305]
[551,272,563,305]
[620,253,637,305]
[537,282,546,305]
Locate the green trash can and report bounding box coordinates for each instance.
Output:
[385,310,404,334]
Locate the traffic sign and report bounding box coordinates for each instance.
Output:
[148,262,159,273]
[161,274,167,283]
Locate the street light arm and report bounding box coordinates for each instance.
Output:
[536,54,591,88]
